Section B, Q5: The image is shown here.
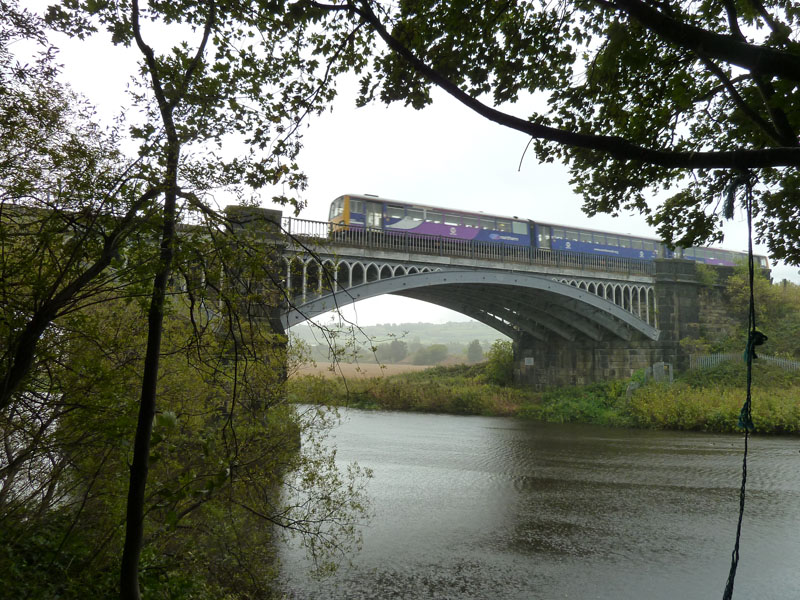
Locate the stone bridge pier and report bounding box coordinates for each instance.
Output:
[514,259,736,388]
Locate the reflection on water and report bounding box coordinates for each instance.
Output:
[281,410,800,599]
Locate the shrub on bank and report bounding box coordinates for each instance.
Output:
[627,382,800,433]
[288,360,800,435]
[523,380,632,427]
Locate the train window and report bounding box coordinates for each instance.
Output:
[512,221,528,235]
[427,210,443,223]
[643,241,655,251]
[480,217,495,229]
[387,205,405,219]
[329,198,344,219]
[497,220,511,232]
[631,239,643,249]
[593,233,605,244]
[444,214,460,226]
[366,202,382,228]
[566,229,580,241]
[552,227,564,239]
[580,231,592,243]
[463,216,479,228]
[351,199,364,214]
[619,237,630,248]
[606,235,618,246]
[407,208,424,221]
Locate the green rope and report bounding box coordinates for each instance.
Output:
[722,174,757,600]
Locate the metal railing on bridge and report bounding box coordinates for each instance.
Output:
[690,353,800,371]
[283,217,655,277]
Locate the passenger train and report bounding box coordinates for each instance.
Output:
[329,193,769,268]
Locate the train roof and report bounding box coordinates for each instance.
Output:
[339,193,528,224]
[335,193,765,259]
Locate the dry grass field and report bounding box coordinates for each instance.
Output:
[291,361,431,379]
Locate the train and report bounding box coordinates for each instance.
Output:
[328,193,769,268]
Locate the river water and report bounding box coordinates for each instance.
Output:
[280,410,800,599]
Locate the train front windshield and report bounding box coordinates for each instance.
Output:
[329,197,344,220]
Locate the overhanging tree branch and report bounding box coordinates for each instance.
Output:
[352,0,800,169]
[0,186,160,412]
[605,0,800,82]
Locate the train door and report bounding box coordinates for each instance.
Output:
[366,202,383,229]
[534,222,550,249]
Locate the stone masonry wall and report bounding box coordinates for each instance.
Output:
[514,260,743,388]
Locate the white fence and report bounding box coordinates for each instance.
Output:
[690,353,800,371]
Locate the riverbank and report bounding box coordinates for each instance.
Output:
[287,361,800,434]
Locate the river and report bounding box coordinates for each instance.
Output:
[280,410,800,599]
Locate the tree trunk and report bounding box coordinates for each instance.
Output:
[118,174,178,600]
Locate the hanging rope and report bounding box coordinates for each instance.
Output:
[722,172,759,600]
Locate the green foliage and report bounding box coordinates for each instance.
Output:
[0,1,379,596]
[310,1,800,263]
[374,339,408,363]
[624,361,800,433]
[290,364,535,417]
[466,339,484,363]
[291,359,800,435]
[0,511,122,599]
[680,359,800,389]
[411,343,448,365]
[1,290,370,599]
[483,340,514,386]
[694,263,719,287]
[523,381,632,427]
[722,266,800,357]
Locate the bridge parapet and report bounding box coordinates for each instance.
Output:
[283,217,655,278]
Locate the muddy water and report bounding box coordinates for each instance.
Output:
[280,410,800,599]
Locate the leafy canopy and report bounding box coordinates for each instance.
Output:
[2,1,373,596]
[305,0,800,263]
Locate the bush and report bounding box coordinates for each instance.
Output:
[411,343,449,365]
[483,340,514,386]
[466,339,483,363]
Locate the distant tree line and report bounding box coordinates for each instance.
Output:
[303,337,492,366]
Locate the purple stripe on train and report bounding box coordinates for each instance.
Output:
[384,218,530,246]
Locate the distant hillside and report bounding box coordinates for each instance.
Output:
[288,320,508,349]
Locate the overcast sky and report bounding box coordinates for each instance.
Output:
[32,8,799,326]
[293,80,799,325]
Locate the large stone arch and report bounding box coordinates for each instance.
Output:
[282,270,659,341]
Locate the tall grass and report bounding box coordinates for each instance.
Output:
[288,364,537,416]
[288,361,800,434]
